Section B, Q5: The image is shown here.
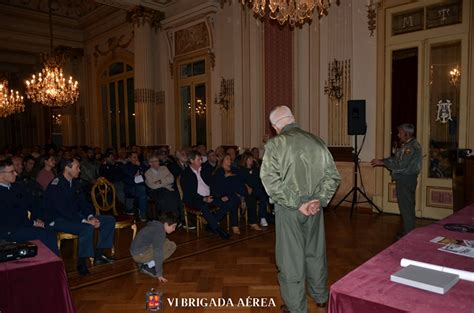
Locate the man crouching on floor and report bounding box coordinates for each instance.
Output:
[130,212,179,282]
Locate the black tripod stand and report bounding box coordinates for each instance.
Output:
[333,135,382,217]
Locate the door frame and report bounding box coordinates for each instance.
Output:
[382,0,470,219]
[174,51,212,149]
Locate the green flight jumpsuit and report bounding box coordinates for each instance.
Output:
[260,123,341,313]
[383,137,422,234]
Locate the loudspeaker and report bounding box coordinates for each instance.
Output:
[348,100,367,135]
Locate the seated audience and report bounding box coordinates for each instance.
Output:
[145,155,181,217]
[36,154,57,190]
[168,149,188,179]
[43,158,116,276]
[129,212,179,281]
[22,155,37,180]
[251,147,262,166]
[239,152,269,227]
[80,147,100,192]
[0,159,59,255]
[99,151,125,207]
[213,154,246,234]
[180,151,231,239]
[122,151,148,220]
[201,150,218,188]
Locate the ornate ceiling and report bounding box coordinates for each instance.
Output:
[0,0,102,19]
[0,0,176,20]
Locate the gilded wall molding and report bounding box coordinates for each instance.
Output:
[175,22,210,56]
[126,5,165,31]
[93,33,134,65]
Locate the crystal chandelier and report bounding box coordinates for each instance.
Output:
[0,79,25,118]
[25,0,79,107]
[241,0,339,26]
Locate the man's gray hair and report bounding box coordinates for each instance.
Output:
[269,105,295,129]
[397,123,415,136]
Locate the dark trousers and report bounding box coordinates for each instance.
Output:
[395,175,418,234]
[186,197,237,229]
[224,194,241,227]
[245,188,269,224]
[150,188,181,216]
[5,227,59,256]
[125,184,147,217]
[51,215,115,258]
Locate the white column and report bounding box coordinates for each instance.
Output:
[129,6,163,145]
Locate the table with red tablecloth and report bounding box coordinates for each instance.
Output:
[329,204,474,313]
[0,240,76,313]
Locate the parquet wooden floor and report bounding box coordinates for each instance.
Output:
[70,208,434,313]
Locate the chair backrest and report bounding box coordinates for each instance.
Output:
[91,177,118,216]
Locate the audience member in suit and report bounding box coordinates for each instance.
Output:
[43,158,116,276]
[201,150,218,188]
[225,147,240,169]
[213,154,247,235]
[80,147,100,193]
[36,154,57,191]
[145,155,181,217]
[22,155,37,180]
[0,159,59,255]
[180,151,231,239]
[251,147,262,167]
[13,154,43,200]
[239,152,269,228]
[99,151,125,208]
[168,149,188,179]
[122,151,148,220]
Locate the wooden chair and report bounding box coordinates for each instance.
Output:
[176,176,229,236]
[57,232,79,259]
[91,177,137,255]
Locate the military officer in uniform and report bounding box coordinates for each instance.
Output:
[260,106,341,313]
[0,159,59,255]
[43,158,116,276]
[371,123,422,235]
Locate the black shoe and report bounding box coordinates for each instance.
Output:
[77,264,90,276]
[94,254,114,265]
[316,302,327,308]
[215,227,230,240]
[139,264,158,278]
[280,305,290,313]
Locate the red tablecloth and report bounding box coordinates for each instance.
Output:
[0,240,76,313]
[329,204,474,313]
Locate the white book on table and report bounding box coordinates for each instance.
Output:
[390,265,460,294]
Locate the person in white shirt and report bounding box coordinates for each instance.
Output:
[145,155,181,217]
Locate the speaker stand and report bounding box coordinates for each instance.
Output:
[333,135,382,217]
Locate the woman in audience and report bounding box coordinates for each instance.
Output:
[213,154,246,235]
[36,154,57,190]
[239,152,269,228]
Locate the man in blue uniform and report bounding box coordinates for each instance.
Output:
[43,158,115,276]
[0,159,59,255]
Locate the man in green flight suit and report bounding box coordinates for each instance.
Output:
[371,123,422,236]
[260,106,341,313]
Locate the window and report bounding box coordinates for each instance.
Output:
[99,61,135,148]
